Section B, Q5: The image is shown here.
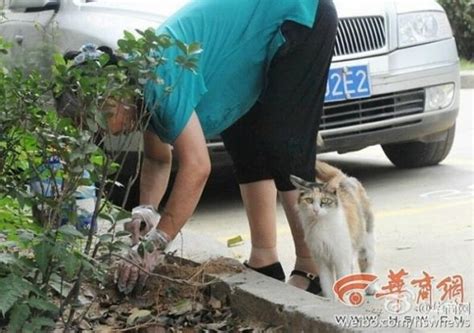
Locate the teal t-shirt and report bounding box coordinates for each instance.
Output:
[145,0,319,143]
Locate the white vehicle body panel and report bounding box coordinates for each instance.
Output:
[0,0,461,155]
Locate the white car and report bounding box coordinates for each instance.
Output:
[1,0,460,169]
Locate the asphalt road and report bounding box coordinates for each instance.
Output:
[184,89,474,306]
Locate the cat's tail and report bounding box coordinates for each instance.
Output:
[359,187,375,234]
[315,160,345,184]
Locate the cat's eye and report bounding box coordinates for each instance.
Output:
[304,198,314,204]
[321,198,333,205]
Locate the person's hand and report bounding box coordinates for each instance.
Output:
[117,243,163,295]
[124,205,161,245]
[117,228,171,294]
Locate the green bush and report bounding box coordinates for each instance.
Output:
[438,0,474,60]
[0,30,202,331]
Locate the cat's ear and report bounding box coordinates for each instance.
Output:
[316,180,326,188]
[319,181,337,195]
[290,175,313,191]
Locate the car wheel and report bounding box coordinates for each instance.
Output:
[382,124,455,169]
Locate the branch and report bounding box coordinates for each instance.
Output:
[109,253,217,288]
[116,320,157,332]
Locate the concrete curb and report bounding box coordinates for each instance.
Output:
[212,269,357,332]
[210,269,416,333]
[175,230,415,332]
[461,71,474,89]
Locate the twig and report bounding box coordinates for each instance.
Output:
[115,320,157,332]
[186,260,210,283]
[111,253,217,287]
[75,295,98,324]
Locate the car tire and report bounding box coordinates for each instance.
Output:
[382,124,455,169]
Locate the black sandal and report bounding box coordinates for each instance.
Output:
[290,270,322,295]
[244,261,286,281]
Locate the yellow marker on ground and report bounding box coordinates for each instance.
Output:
[227,235,244,247]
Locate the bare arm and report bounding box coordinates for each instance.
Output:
[118,113,210,293]
[156,112,211,240]
[140,130,172,208]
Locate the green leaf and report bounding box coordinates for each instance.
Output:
[115,230,130,237]
[109,240,129,252]
[95,111,109,130]
[157,35,172,49]
[86,117,99,132]
[98,53,111,67]
[22,316,56,333]
[84,143,98,154]
[33,242,52,276]
[8,303,31,332]
[98,234,113,243]
[27,298,59,314]
[49,274,72,297]
[144,240,155,253]
[0,274,32,316]
[62,251,79,279]
[53,53,66,66]
[117,39,131,52]
[175,40,188,55]
[0,253,17,265]
[98,212,115,225]
[91,154,105,167]
[188,42,203,56]
[124,30,136,41]
[18,230,35,243]
[58,225,84,238]
[137,243,145,259]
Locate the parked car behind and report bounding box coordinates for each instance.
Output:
[1,0,460,171]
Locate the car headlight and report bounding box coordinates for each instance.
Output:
[425,84,455,111]
[398,11,452,48]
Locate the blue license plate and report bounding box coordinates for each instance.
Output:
[324,65,372,103]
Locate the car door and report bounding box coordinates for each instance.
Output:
[0,0,60,73]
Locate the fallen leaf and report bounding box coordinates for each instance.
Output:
[104,315,118,327]
[83,286,96,299]
[204,322,227,330]
[143,325,167,333]
[208,297,221,309]
[95,325,115,333]
[78,295,91,306]
[168,299,193,316]
[126,308,152,326]
[79,320,92,330]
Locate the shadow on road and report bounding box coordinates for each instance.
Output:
[200,154,469,206]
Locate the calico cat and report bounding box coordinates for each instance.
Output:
[290,161,377,299]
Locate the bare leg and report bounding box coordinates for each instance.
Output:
[240,180,279,267]
[279,190,319,289]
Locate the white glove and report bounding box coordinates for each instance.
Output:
[124,205,161,245]
[117,242,164,294]
[118,221,171,295]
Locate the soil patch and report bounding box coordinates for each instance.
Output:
[53,256,276,332]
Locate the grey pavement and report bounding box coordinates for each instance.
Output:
[179,89,474,332]
[461,70,474,89]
